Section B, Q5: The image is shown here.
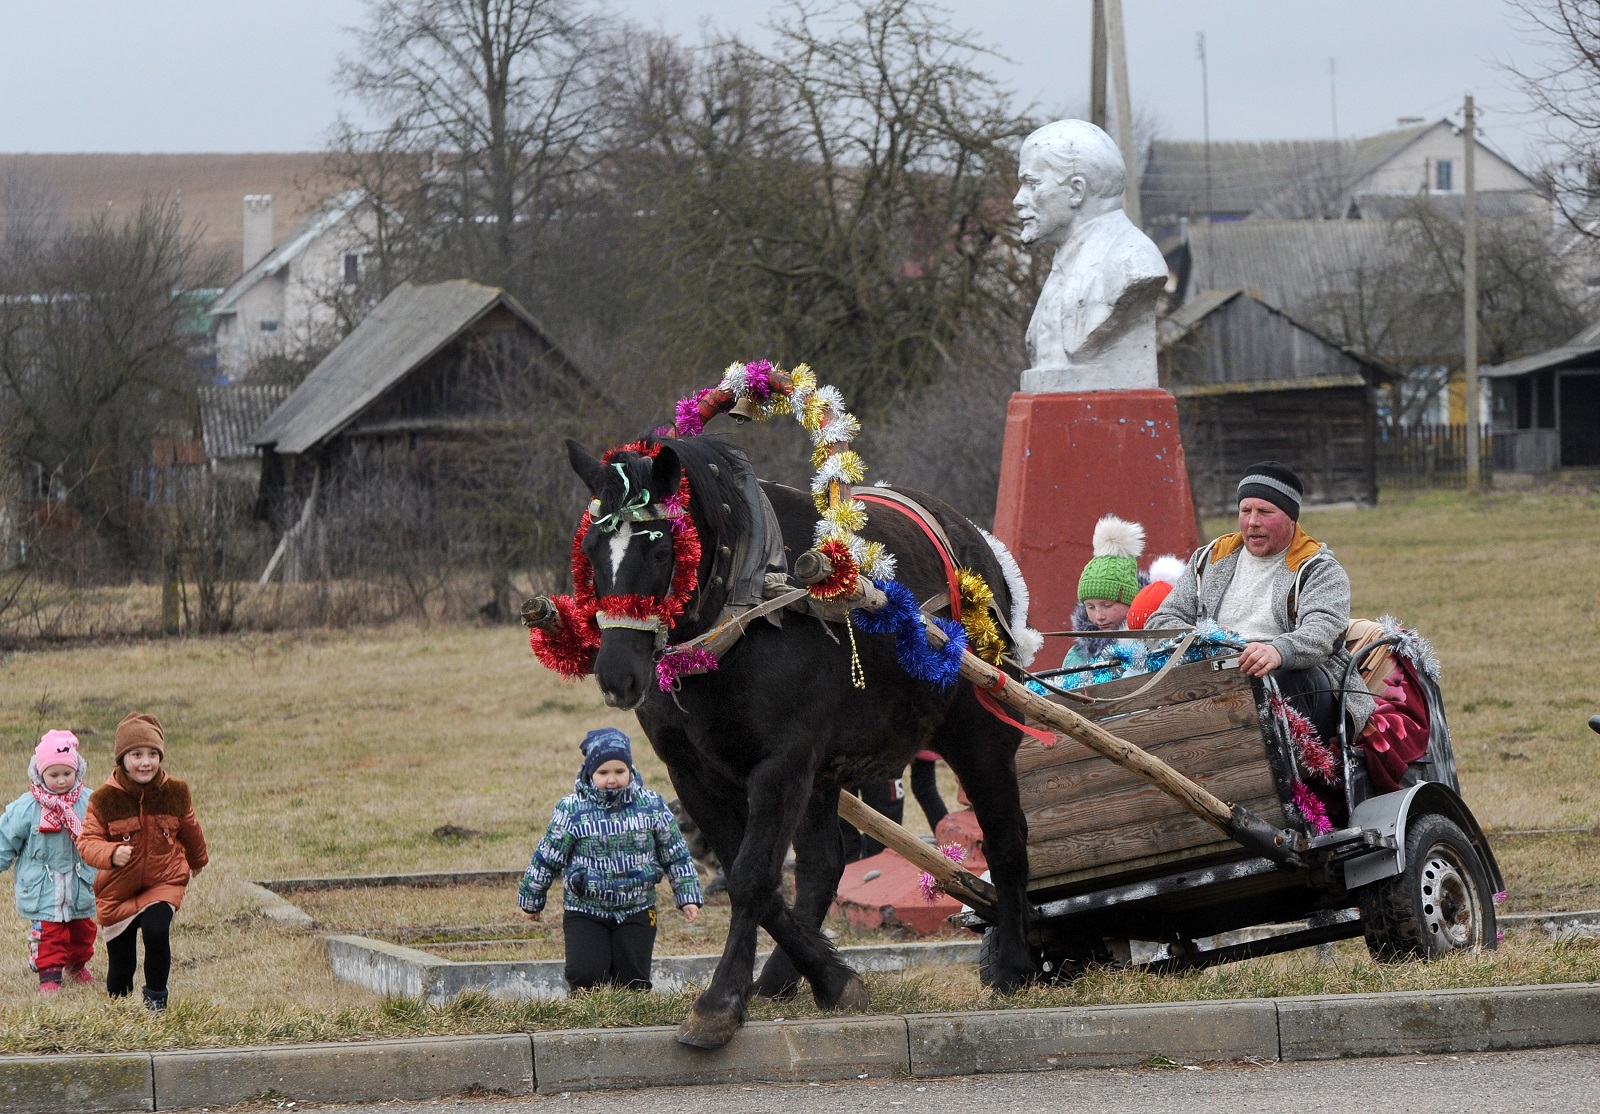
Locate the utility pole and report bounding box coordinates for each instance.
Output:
[1328,59,1338,138]
[1463,93,1481,492]
[1197,32,1211,215]
[1104,0,1141,226]
[1090,0,1108,130]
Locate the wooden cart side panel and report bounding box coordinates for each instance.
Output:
[1020,725,1283,844]
[1020,657,1288,884]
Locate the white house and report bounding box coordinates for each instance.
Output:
[208,191,374,382]
[1142,118,1546,227]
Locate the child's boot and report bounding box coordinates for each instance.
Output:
[141,986,168,1012]
[37,969,63,995]
[64,964,94,985]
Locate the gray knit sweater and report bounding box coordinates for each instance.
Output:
[1149,531,1374,733]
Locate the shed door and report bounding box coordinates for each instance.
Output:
[1560,372,1600,467]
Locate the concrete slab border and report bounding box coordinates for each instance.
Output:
[10,979,1600,1110]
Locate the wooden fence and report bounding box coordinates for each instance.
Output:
[1375,424,1494,489]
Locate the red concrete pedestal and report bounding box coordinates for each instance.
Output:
[993,389,1198,635]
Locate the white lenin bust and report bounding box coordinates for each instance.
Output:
[1015,120,1168,393]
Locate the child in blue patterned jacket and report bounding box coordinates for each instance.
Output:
[519,728,702,992]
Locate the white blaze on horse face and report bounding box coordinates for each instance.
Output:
[608,521,634,582]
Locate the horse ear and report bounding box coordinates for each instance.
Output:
[566,439,606,494]
[651,445,682,504]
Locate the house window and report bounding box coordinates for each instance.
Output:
[259,320,279,332]
[342,251,363,286]
[1434,159,1453,192]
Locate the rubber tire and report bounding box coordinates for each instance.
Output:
[977,926,1003,987]
[1359,813,1497,962]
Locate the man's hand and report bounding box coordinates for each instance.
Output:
[522,910,541,923]
[682,903,701,924]
[1238,642,1283,678]
[111,845,133,867]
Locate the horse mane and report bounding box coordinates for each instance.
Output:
[647,433,753,545]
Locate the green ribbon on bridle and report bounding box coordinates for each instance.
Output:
[589,463,665,540]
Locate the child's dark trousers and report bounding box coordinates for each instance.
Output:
[105,903,174,997]
[563,908,657,991]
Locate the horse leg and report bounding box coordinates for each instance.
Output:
[677,751,818,1049]
[935,700,1036,994]
[753,782,863,1008]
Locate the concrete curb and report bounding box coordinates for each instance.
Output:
[8,980,1600,1110]
[327,934,980,1003]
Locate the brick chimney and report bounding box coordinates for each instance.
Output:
[242,194,274,271]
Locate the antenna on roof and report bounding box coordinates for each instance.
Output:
[1197,32,1211,216]
[1329,58,1338,139]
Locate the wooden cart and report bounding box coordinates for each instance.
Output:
[848,632,1504,978]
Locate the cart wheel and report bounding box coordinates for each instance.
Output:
[1358,813,1497,961]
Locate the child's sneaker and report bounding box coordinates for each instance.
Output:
[65,965,94,985]
[37,981,61,995]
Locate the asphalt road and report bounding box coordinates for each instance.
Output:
[284,1046,1600,1114]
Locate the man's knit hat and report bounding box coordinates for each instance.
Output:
[34,730,82,777]
[1237,461,1304,521]
[114,712,165,762]
[1078,515,1145,605]
[579,727,633,784]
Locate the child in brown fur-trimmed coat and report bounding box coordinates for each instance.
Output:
[75,713,207,1011]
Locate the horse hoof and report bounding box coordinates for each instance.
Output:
[819,972,871,1012]
[676,1009,741,1049]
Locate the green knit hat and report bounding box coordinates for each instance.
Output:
[1078,515,1145,605]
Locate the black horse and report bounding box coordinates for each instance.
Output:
[567,434,1035,1048]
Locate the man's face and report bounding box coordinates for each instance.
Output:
[1238,498,1296,558]
[1014,144,1085,249]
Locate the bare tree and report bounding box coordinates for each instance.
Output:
[0,194,223,563]
[610,0,1033,417]
[332,0,611,301]
[1508,1,1600,231]
[1299,199,1582,424]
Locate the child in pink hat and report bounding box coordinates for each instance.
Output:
[0,731,98,992]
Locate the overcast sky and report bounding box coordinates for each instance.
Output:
[0,0,1560,165]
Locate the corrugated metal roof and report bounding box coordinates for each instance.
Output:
[199,383,291,461]
[252,279,567,455]
[1480,343,1600,379]
[1181,219,1396,314]
[1141,124,1432,219]
[1159,288,1241,343]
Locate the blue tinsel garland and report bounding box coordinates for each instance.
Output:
[852,578,968,689]
[1030,621,1243,694]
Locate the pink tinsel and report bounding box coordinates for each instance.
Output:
[744,359,774,399]
[1493,890,1507,905]
[1272,696,1341,786]
[656,647,719,691]
[673,388,714,437]
[918,843,968,902]
[1290,780,1333,835]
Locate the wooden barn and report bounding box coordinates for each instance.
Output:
[1482,319,1600,473]
[250,279,607,576]
[1159,289,1391,514]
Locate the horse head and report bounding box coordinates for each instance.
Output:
[566,438,691,710]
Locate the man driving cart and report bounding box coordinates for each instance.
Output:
[1149,461,1374,744]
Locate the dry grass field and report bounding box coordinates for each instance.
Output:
[0,489,1593,1052]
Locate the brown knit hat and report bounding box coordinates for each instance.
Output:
[114,712,166,762]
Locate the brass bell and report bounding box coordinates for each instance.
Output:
[728,396,761,423]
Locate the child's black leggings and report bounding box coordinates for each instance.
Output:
[106,903,174,997]
[563,908,657,991]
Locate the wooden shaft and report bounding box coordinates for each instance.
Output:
[792,549,889,611]
[920,620,1237,835]
[520,595,562,633]
[836,790,999,917]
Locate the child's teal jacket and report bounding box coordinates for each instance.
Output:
[0,790,96,923]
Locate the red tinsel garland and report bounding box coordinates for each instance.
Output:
[807,537,859,600]
[527,442,702,679]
